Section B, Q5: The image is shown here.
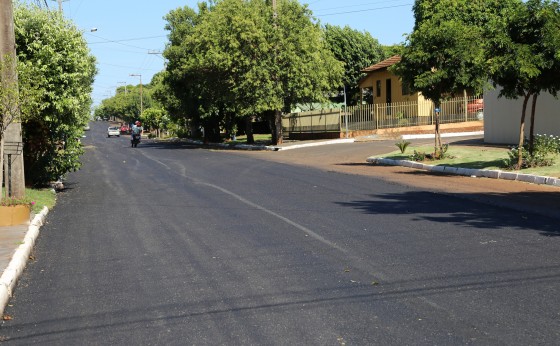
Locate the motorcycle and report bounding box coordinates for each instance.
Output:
[131,133,141,147]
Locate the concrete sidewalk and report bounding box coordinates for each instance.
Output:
[0,208,48,316]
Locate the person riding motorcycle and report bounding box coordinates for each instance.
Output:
[131,121,143,147]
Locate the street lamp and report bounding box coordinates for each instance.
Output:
[129,74,142,118]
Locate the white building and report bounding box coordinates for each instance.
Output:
[484,88,560,144]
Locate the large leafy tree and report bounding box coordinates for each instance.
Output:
[14,4,96,185]
[486,0,560,168]
[270,0,343,144]
[162,5,207,140]
[323,24,385,106]
[163,0,343,145]
[393,0,510,157]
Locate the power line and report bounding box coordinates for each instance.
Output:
[315,3,412,17]
[88,35,167,45]
[312,0,409,13]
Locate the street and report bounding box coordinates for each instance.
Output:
[0,122,559,345]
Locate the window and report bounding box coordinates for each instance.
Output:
[376,80,381,97]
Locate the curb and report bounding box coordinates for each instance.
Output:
[366,157,560,188]
[275,138,355,151]
[402,131,484,140]
[0,206,49,317]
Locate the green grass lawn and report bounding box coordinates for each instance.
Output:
[2,188,57,214]
[382,144,560,178]
[230,134,272,144]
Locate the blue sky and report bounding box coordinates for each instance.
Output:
[24,0,415,107]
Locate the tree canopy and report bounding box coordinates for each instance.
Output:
[393,0,514,156]
[162,0,343,144]
[323,24,385,106]
[14,4,97,185]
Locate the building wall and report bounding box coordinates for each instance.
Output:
[484,88,560,144]
[359,69,419,104]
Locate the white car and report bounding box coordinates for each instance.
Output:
[107,126,120,137]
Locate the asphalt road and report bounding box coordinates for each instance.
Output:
[1,122,559,345]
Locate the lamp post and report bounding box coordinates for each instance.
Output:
[129,74,142,118]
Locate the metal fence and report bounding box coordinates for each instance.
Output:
[283,95,483,136]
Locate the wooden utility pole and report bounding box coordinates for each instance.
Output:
[0,0,25,198]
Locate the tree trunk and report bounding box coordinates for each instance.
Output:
[267,110,283,145]
[244,116,254,144]
[528,93,538,155]
[517,93,531,169]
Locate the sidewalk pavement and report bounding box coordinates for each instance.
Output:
[0,208,48,316]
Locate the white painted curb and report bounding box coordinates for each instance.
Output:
[274,138,355,151]
[367,157,559,188]
[0,206,49,316]
[402,131,484,140]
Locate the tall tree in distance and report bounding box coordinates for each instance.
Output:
[323,24,385,106]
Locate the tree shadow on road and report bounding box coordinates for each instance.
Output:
[336,190,560,237]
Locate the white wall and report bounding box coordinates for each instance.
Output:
[484,88,560,144]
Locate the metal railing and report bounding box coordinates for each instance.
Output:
[283,95,483,136]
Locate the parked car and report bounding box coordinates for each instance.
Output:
[466,98,484,120]
[120,124,130,134]
[107,126,120,137]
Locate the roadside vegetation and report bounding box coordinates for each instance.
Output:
[383,139,560,178]
[1,188,56,214]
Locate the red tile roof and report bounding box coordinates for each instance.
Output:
[361,55,401,73]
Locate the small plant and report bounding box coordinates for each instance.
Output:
[0,196,35,207]
[395,140,411,153]
[505,134,560,169]
[410,150,427,161]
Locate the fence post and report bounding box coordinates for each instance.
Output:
[375,104,379,129]
[464,90,468,122]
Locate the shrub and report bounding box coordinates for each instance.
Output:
[505,134,560,169]
[410,150,427,161]
[395,140,411,153]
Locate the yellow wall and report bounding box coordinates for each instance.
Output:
[359,69,419,104]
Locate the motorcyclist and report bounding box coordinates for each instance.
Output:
[131,120,143,147]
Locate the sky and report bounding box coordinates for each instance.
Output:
[24,0,415,108]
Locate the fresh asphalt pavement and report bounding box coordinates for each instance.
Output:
[0,122,559,344]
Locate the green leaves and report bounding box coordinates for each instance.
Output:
[14,3,97,186]
[162,0,343,143]
[323,24,385,105]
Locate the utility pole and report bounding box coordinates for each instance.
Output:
[0,0,25,198]
[51,0,68,13]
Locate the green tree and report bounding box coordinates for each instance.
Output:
[393,0,508,158]
[487,0,560,168]
[323,24,384,106]
[14,4,97,185]
[0,55,42,195]
[162,5,208,140]
[163,0,343,145]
